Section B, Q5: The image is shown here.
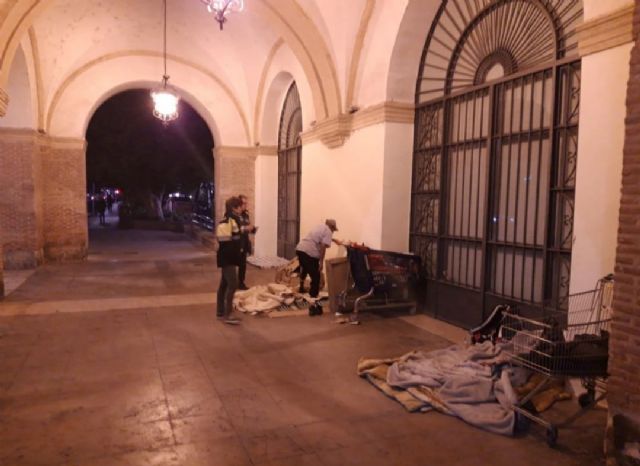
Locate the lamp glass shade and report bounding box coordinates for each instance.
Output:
[151,88,179,122]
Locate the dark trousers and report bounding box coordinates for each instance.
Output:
[217,265,238,317]
[238,252,247,286]
[296,250,320,297]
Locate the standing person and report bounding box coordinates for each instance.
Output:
[237,194,257,290]
[106,193,114,213]
[215,196,254,325]
[295,219,340,298]
[96,196,107,225]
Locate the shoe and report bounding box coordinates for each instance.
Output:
[308,303,323,316]
[238,284,249,291]
[224,317,241,325]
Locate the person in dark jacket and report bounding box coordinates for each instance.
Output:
[237,194,257,290]
[215,196,254,325]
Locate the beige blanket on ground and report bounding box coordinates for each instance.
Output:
[358,345,571,431]
[233,283,328,315]
[357,352,450,413]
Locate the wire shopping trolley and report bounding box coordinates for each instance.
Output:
[336,245,422,324]
[501,274,614,446]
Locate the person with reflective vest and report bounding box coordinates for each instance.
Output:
[216,196,254,324]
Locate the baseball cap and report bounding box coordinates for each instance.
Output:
[326,219,338,231]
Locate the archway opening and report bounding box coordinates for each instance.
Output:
[85,89,214,237]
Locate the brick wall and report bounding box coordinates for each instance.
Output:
[0,243,4,299]
[41,140,88,261]
[0,129,44,269]
[213,148,256,222]
[608,2,640,423]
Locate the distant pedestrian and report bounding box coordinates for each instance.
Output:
[215,196,255,325]
[106,193,114,213]
[96,196,107,225]
[237,194,257,290]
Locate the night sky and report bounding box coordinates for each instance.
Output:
[86,89,214,198]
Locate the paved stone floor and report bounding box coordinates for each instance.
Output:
[0,224,607,465]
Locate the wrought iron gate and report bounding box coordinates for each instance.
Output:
[410,0,582,328]
[277,82,303,259]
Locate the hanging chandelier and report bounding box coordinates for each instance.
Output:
[200,0,244,30]
[151,0,179,123]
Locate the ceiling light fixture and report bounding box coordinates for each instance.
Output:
[200,0,244,30]
[151,0,179,123]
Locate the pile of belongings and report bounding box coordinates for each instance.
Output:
[358,341,570,436]
[233,283,328,315]
[274,257,325,291]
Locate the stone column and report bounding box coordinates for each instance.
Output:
[0,128,44,269]
[213,146,257,223]
[0,88,8,117]
[41,137,88,261]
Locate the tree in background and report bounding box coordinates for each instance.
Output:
[86,89,214,219]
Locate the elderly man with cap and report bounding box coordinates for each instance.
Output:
[295,219,341,298]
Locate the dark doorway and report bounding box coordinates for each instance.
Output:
[85,89,214,228]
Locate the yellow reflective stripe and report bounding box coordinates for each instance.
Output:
[216,218,240,239]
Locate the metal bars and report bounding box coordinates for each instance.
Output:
[410,60,581,325]
[416,0,582,103]
[277,83,303,259]
[488,70,553,303]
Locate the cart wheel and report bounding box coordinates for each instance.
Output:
[578,392,594,408]
[546,426,558,447]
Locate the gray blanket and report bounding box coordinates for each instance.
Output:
[386,341,523,436]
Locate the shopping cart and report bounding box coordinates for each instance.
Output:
[501,274,614,446]
[336,245,422,324]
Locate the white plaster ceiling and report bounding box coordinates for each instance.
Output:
[1,0,426,140]
[32,0,280,115]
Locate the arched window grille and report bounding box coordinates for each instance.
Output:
[410,0,582,327]
[277,82,303,259]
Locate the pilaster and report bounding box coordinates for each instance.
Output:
[41,136,88,261]
[213,146,263,223]
[0,88,8,117]
[0,128,44,268]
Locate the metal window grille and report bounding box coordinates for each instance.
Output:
[277,82,303,259]
[410,0,582,327]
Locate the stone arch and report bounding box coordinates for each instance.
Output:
[384,0,440,103]
[0,0,342,123]
[0,0,46,88]
[45,53,243,146]
[83,82,220,150]
[0,42,35,129]
[260,71,295,147]
[257,43,315,147]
